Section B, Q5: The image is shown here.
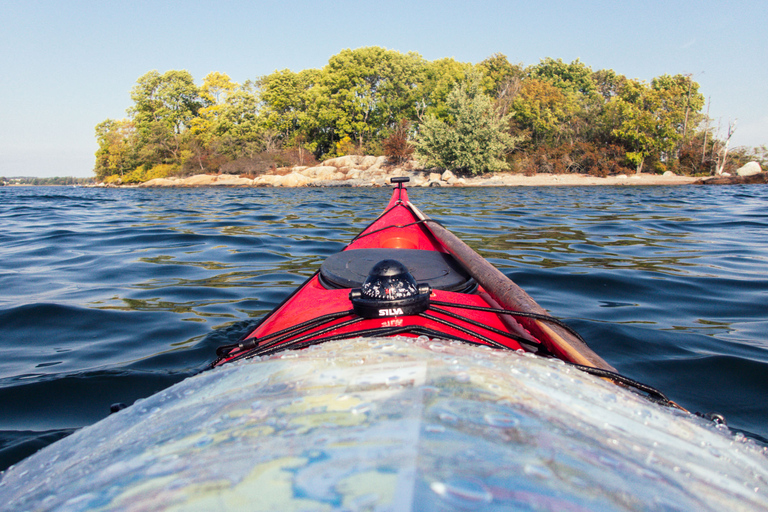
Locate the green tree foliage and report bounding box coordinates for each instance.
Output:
[258,69,318,140]
[604,74,705,172]
[93,48,741,181]
[214,84,264,158]
[529,58,596,96]
[417,57,472,122]
[309,47,426,154]
[94,119,137,180]
[415,73,515,175]
[129,70,202,167]
[512,79,571,146]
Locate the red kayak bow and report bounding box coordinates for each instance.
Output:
[214,178,615,372]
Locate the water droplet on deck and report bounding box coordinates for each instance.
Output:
[430,477,493,506]
[483,412,520,428]
[524,463,553,479]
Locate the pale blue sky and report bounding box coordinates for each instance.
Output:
[1,0,766,177]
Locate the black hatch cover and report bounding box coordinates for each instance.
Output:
[320,248,476,293]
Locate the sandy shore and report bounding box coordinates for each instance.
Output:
[101,155,765,188]
[474,172,700,186]
[133,171,702,188]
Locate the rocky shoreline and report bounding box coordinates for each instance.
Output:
[121,155,762,188]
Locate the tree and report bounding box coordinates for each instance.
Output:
[94,119,137,179]
[650,74,705,158]
[415,73,515,174]
[529,58,596,96]
[604,79,659,172]
[215,84,265,159]
[511,79,575,146]
[604,74,706,173]
[199,71,237,106]
[188,72,239,170]
[416,57,472,122]
[310,47,426,153]
[258,68,319,144]
[129,70,202,166]
[715,120,737,175]
[130,70,201,134]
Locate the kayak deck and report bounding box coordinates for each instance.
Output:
[5,337,764,511]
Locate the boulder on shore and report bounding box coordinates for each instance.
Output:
[139,178,179,187]
[185,175,219,186]
[737,161,762,177]
[212,174,253,186]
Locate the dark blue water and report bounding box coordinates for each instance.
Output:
[1,185,767,470]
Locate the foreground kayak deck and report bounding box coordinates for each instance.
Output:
[3,337,767,511]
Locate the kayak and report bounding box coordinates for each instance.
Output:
[2,179,768,511]
[212,177,671,405]
[214,178,616,374]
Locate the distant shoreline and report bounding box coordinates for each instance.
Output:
[104,155,718,189]
[124,171,703,188]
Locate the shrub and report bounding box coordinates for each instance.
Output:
[335,136,356,157]
[383,119,415,165]
[509,143,631,177]
[415,72,514,175]
[117,164,179,183]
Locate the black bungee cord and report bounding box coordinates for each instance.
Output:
[213,299,680,410]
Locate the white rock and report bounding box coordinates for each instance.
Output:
[737,161,762,176]
[359,155,378,169]
[429,172,441,181]
[617,174,628,180]
[322,155,361,168]
[255,175,279,185]
[183,174,217,186]
[301,166,338,179]
[213,176,253,186]
[663,171,676,177]
[139,178,178,187]
[369,156,387,170]
[441,170,455,181]
[360,169,387,180]
[280,172,311,187]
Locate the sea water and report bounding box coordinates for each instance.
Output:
[1,184,767,471]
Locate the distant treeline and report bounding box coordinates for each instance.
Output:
[2,176,95,186]
[94,47,766,183]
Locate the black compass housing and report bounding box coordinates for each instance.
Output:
[349,259,431,319]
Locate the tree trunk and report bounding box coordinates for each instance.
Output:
[715,120,736,175]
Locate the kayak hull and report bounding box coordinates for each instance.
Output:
[3,337,767,511]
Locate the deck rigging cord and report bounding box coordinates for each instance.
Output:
[213,299,680,409]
